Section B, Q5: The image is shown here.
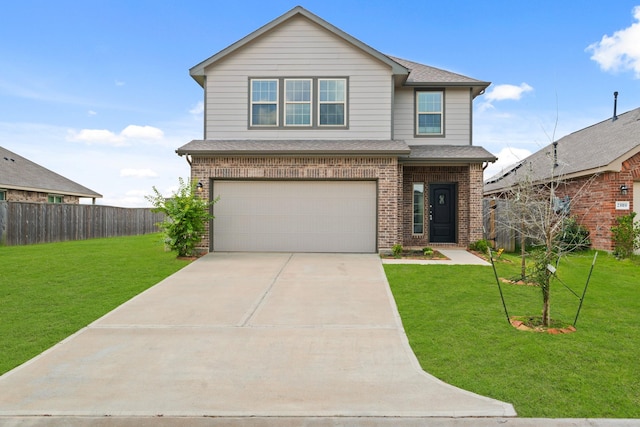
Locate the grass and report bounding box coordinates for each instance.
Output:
[0,234,191,375]
[384,251,640,418]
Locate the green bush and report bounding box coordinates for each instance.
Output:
[146,178,218,257]
[556,217,591,252]
[391,243,403,258]
[611,212,640,259]
[422,246,434,256]
[469,239,489,253]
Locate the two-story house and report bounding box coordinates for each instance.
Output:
[177,6,495,253]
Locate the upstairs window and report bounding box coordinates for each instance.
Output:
[284,79,312,126]
[250,79,278,126]
[249,77,347,128]
[48,194,63,204]
[319,79,346,126]
[0,190,6,201]
[416,91,443,135]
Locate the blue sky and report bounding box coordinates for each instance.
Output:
[2,0,640,207]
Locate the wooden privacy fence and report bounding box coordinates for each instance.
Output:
[483,198,516,252]
[0,201,165,246]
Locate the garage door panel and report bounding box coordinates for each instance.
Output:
[212,181,376,253]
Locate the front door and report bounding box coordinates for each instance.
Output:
[429,183,456,243]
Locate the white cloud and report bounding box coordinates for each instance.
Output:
[120,124,164,140]
[67,124,164,146]
[67,128,125,145]
[88,110,97,116]
[587,6,640,78]
[485,83,534,102]
[484,147,533,181]
[120,168,158,178]
[189,101,204,115]
[115,80,126,86]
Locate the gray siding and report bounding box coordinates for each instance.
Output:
[204,15,393,140]
[393,87,472,145]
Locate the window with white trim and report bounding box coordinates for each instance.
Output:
[413,183,424,234]
[284,79,312,126]
[319,78,346,126]
[250,79,278,126]
[0,189,6,201]
[48,194,63,204]
[416,91,443,135]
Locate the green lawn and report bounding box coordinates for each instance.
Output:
[0,234,191,375]
[385,251,640,418]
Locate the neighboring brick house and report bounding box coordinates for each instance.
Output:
[0,146,101,204]
[176,6,495,253]
[484,106,640,251]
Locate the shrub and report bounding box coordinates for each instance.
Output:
[469,239,489,254]
[392,244,403,258]
[611,212,640,259]
[146,178,218,257]
[422,246,434,256]
[556,217,591,252]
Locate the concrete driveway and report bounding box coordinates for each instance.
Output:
[0,252,515,422]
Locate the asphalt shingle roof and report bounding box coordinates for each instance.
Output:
[389,56,487,86]
[403,145,497,163]
[177,140,494,164]
[0,146,102,198]
[484,107,640,193]
[176,140,411,155]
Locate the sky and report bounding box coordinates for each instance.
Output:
[1,0,640,207]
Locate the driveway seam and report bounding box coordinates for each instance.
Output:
[238,252,293,327]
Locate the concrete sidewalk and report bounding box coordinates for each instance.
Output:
[0,252,516,424]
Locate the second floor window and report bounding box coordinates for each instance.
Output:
[251,79,278,126]
[416,91,443,136]
[285,79,312,126]
[250,77,347,128]
[0,190,6,201]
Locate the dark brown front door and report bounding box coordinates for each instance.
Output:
[429,183,456,243]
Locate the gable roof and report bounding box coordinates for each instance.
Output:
[389,56,490,98]
[0,146,102,198]
[484,107,640,194]
[189,6,409,87]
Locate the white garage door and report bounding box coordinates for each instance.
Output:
[212,180,377,252]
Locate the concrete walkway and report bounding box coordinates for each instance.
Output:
[0,252,516,424]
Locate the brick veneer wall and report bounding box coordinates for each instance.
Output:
[4,189,78,204]
[555,156,638,251]
[190,155,401,253]
[400,163,484,248]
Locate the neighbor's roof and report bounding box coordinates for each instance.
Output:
[189,6,408,87]
[176,140,411,156]
[0,146,102,198]
[484,107,640,194]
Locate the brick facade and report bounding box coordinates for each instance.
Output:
[190,155,401,252]
[554,151,639,251]
[400,163,484,248]
[2,189,78,204]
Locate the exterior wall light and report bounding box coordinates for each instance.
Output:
[620,184,628,195]
[197,181,204,192]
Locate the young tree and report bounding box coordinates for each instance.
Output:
[146,178,218,257]
[494,150,595,327]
